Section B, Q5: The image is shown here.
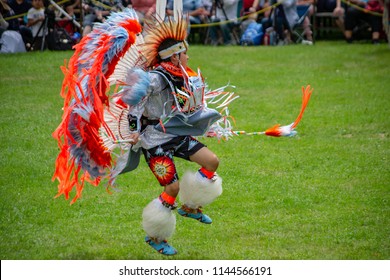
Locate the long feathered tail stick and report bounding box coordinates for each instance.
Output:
[234,85,313,137]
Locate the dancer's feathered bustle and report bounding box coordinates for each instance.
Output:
[52,9,142,203]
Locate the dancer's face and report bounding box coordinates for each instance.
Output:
[179,51,189,68]
[171,51,189,68]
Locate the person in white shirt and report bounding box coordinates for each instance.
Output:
[209,0,240,45]
[26,0,47,50]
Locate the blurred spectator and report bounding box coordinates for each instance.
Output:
[240,0,261,33]
[81,0,122,36]
[209,0,240,45]
[297,0,314,42]
[0,2,26,53]
[26,0,47,50]
[260,0,313,44]
[384,0,390,47]
[203,0,213,12]
[166,0,210,25]
[0,1,26,53]
[277,0,297,43]
[1,0,26,53]
[317,0,345,32]
[344,0,384,44]
[333,0,345,19]
[1,0,13,33]
[280,0,313,43]
[8,0,32,29]
[2,0,32,48]
[63,0,80,18]
[121,0,131,8]
[131,0,155,24]
[317,0,337,12]
[242,0,260,16]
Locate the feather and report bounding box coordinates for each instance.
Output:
[115,68,150,105]
[156,0,167,21]
[264,85,313,137]
[291,85,313,129]
[233,85,313,138]
[108,32,147,84]
[174,0,183,22]
[52,9,143,204]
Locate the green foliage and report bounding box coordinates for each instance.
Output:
[0,42,389,260]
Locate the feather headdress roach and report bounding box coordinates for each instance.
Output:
[142,15,189,68]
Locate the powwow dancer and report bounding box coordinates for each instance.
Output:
[116,13,227,255]
[52,0,238,255]
[52,0,313,256]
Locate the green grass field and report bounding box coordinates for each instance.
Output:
[0,41,389,260]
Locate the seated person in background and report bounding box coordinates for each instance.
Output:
[0,0,26,53]
[203,0,213,12]
[82,0,122,36]
[317,0,337,11]
[26,0,47,50]
[121,0,131,8]
[130,0,156,24]
[1,0,13,33]
[63,0,80,18]
[279,0,313,43]
[333,0,345,22]
[166,0,210,25]
[344,0,384,44]
[316,0,345,32]
[8,0,32,28]
[261,0,312,44]
[240,0,261,33]
[5,0,32,47]
[383,0,390,47]
[296,0,314,42]
[242,0,261,16]
[209,0,240,45]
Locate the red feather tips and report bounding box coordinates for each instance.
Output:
[265,85,313,137]
[52,12,142,204]
[265,124,284,137]
[120,19,142,36]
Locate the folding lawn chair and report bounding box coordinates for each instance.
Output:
[268,2,312,44]
[289,4,311,43]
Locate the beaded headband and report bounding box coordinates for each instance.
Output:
[158,41,188,60]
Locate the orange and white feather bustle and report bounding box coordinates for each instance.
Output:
[52,9,146,204]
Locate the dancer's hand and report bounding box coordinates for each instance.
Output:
[129,132,140,144]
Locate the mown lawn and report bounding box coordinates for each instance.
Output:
[0,41,389,260]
